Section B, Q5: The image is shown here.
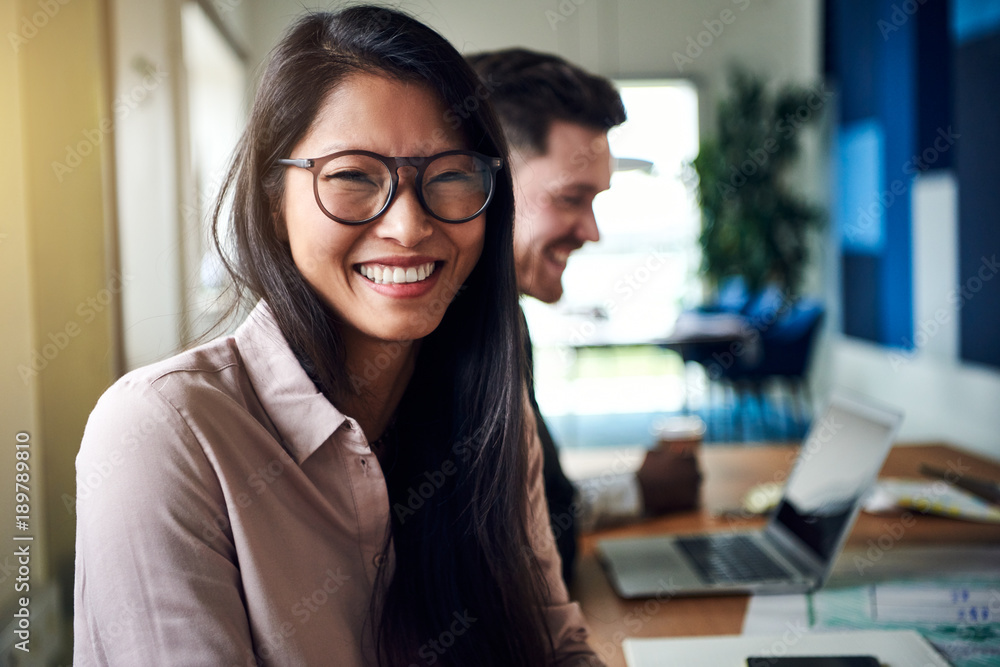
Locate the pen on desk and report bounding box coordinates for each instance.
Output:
[919,464,1000,506]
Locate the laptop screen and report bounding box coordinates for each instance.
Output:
[772,397,900,563]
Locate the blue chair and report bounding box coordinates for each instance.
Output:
[717,296,825,440]
[665,280,825,441]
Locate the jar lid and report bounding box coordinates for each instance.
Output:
[650,415,706,440]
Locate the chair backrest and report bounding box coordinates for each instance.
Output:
[716,276,750,313]
[714,296,825,380]
[757,301,825,377]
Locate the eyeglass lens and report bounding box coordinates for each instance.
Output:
[315,153,493,223]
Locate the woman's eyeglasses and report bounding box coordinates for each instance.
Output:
[277,149,503,225]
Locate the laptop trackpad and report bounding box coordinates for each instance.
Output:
[597,536,703,597]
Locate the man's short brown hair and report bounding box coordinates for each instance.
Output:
[466,48,626,156]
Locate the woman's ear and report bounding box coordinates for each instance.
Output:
[271,198,289,242]
[274,217,288,243]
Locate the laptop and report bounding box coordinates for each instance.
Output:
[596,391,904,598]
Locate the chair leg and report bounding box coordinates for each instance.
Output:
[753,380,774,442]
[798,379,814,438]
[781,378,793,441]
[745,382,757,442]
[732,383,741,442]
[733,381,749,442]
[704,372,719,442]
[752,381,766,442]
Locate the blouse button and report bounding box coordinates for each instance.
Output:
[373,553,385,568]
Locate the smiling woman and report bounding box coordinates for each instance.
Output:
[72,6,600,666]
[278,76,489,350]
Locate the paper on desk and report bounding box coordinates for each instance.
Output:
[864,478,1000,523]
[743,576,1000,667]
[874,583,998,624]
[624,629,948,667]
[742,594,810,635]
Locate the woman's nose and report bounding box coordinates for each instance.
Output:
[374,171,434,247]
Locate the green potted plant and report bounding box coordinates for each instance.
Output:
[688,67,825,299]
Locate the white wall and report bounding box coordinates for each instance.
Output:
[247,0,822,136]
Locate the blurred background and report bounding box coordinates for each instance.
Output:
[2,0,998,661]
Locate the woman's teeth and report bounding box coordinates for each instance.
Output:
[359,261,436,285]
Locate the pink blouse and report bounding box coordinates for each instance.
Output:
[73,301,601,666]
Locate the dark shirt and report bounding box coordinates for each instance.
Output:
[522,309,578,586]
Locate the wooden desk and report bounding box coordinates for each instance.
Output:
[569,443,1000,667]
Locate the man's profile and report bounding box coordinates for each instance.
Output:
[468,48,703,585]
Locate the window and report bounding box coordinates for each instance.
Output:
[180,1,247,342]
[524,80,700,447]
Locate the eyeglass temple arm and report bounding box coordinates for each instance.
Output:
[277,158,314,168]
[278,155,502,170]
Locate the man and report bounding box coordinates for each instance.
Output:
[467,49,702,585]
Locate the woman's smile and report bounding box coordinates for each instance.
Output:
[354,257,442,297]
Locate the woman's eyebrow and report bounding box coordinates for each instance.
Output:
[314,142,350,156]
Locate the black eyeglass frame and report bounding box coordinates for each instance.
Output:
[276,149,504,225]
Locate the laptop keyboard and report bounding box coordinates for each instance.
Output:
[676,534,791,584]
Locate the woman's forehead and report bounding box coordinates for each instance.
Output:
[295,73,467,157]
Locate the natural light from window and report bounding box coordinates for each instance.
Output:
[524,80,701,443]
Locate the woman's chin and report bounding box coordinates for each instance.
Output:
[358,323,437,346]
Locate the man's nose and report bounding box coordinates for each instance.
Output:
[576,206,600,244]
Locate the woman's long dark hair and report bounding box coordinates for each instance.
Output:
[211,6,552,665]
